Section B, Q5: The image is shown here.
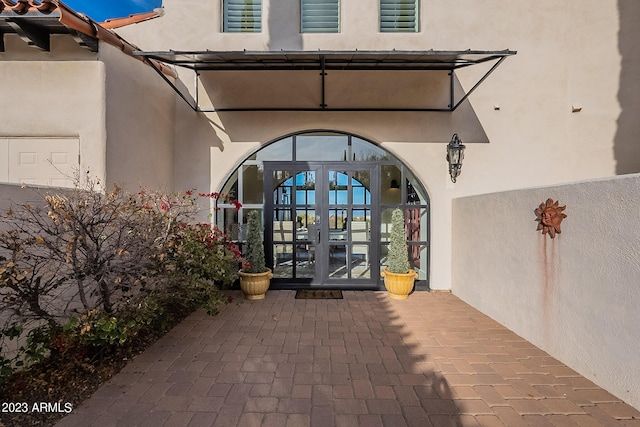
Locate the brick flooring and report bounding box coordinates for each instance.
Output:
[54,291,640,427]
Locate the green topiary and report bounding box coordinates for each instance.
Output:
[243,211,267,273]
[387,208,410,274]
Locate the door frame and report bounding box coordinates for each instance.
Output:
[264,161,382,289]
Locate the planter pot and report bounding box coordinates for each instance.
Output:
[381,268,418,300]
[238,268,273,300]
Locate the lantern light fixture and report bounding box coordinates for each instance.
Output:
[446,133,466,183]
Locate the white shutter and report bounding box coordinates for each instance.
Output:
[380,0,418,32]
[224,0,262,32]
[301,0,340,33]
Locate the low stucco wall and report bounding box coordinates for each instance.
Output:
[452,174,640,409]
[0,183,51,212]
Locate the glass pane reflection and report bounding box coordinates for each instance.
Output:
[350,209,370,242]
[273,171,293,205]
[328,170,348,205]
[381,165,402,204]
[351,137,391,161]
[297,134,348,161]
[351,171,371,205]
[406,207,427,242]
[328,244,348,278]
[296,243,315,278]
[350,244,370,279]
[242,165,264,204]
[273,244,293,278]
[406,169,426,204]
[248,137,293,161]
[409,244,428,280]
[380,208,394,242]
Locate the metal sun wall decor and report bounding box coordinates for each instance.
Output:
[535,198,567,238]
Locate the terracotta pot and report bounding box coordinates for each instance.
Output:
[381,268,418,300]
[238,268,273,300]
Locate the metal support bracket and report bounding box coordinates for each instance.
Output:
[451,56,507,110]
[144,58,198,111]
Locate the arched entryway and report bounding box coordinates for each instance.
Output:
[216,131,430,290]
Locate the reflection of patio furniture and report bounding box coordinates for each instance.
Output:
[329,229,347,240]
[273,221,294,261]
[351,221,369,263]
[296,228,308,240]
[300,224,316,264]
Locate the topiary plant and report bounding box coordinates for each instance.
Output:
[387,208,410,274]
[243,211,267,273]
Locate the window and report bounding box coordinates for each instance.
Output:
[301,0,340,33]
[223,0,262,32]
[380,0,419,32]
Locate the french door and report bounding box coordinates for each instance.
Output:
[264,162,380,288]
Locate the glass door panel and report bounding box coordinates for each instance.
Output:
[265,163,379,286]
[323,167,375,283]
[268,167,321,281]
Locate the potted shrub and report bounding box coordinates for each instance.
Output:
[381,208,418,300]
[238,210,273,300]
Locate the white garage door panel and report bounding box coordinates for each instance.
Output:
[7,138,80,188]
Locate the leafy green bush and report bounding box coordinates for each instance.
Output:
[168,222,242,286]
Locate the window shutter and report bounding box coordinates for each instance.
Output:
[301,0,340,33]
[224,0,262,32]
[380,0,418,32]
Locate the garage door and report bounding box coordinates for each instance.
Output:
[1,138,80,188]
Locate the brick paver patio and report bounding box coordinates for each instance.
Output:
[55,291,640,426]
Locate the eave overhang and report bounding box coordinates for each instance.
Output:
[134,49,517,112]
[0,0,175,77]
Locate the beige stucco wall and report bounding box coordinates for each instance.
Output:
[0,33,176,192]
[452,174,640,409]
[0,35,106,184]
[113,0,640,289]
[99,43,176,191]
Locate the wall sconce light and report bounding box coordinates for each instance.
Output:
[446,133,466,183]
[389,179,400,190]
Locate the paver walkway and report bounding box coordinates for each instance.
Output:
[55,291,640,427]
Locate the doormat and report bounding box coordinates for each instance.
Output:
[295,290,343,299]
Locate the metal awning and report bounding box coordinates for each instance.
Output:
[134,49,516,112]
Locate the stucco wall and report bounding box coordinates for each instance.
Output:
[100,43,176,191]
[111,0,640,290]
[114,0,640,187]
[0,35,106,184]
[452,174,640,409]
[0,183,50,214]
